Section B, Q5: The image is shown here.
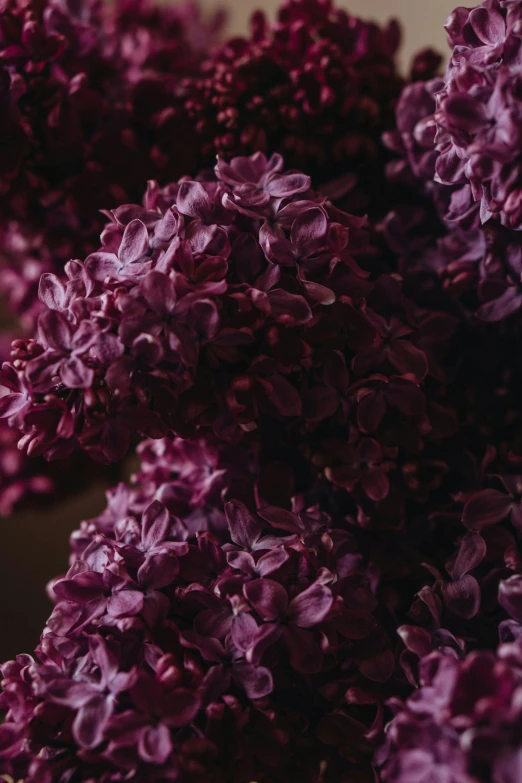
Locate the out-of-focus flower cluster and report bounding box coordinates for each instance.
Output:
[384,0,522,323]
[377,639,522,783]
[0,0,223,324]
[0,434,396,783]
[184,0,404,198]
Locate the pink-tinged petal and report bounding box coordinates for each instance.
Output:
[244,578,288,621]
[290,207,328,251]
[39,273,66,310]
[176,181,212,219]
[498,574,522,623]
[256,547,289,576]
[225,499,262,550]
[119,220,149,265]
[138,724,172,765]
[232,662,273,699]
[246,623,282,665]
[231,612,258,652]
[288,583,333,628]
[0,393,26,418]
[140,271,176,316]
[462,488,513,529]
[142,500,171,549]
[52,571,104,603]
[227,550,256,574]
[477,288,522,322]
[61,356,94,389]
[85,252,121,281]
[266,172,310,198]
[360,468,389,502]
[138,552,179,590]
[162,689,201,727]
[72,693,112,749]
[447,531,487,580]
[397,625,433,658]
[257,506,301,533]
[283,626,323,673]
[71,322,98,355]
[107,589,144,618]
[181,631,226,662]
[469,7,505,45]
[441,575,481,619]
[91,332,124,364]
[38,309,73,352]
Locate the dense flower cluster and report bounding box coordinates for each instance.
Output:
[0,0,223,321]
[6,1,522,782]
[377,639,522,782]
[0,438,396,782]
[0,335,53,515]
[183,0,404,194]
[0,152,456,476]
[384,0,522,324]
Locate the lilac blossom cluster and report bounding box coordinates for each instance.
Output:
[0,335,52,515]
[0,435,395,783]
[184,0,404,191]
[384,0,522,323]
[377,640,522,783]
[5,0,522,781]
[0,152,456,481]
[0,0,223,323]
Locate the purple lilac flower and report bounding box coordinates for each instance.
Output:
[388,0,522,231]
[377,639,522,783]
[0,0,223,324]
[0,334,52,515]
[0,452,395,782]
[184,0,404,190]
[0,152,456,471]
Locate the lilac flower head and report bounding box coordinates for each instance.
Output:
[0,449,394,782]
[0,334,53,514]
[0,151,454,469]
[184,0,403,187]
[0,0,224,323]
[377,640,522,783]
[392,0,522,230]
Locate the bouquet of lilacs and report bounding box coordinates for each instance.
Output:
[3,0,522,781]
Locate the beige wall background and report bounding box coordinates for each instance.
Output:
[201,0,458,64]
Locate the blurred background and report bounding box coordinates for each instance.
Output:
[0,0,457,662]
[200,0,458,63]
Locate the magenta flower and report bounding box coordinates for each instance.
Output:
[377,641,522,783]
[0,444,394,782]
[0,0,224,324]
[0,152,452,472]
[184,0,403,188]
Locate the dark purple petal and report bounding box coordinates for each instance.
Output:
[119,220,150,266]
[288,583,333,628]
[441,575,481,619]
[463,489,513,529]
[244,578,288,621]
[225,500,262,550]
